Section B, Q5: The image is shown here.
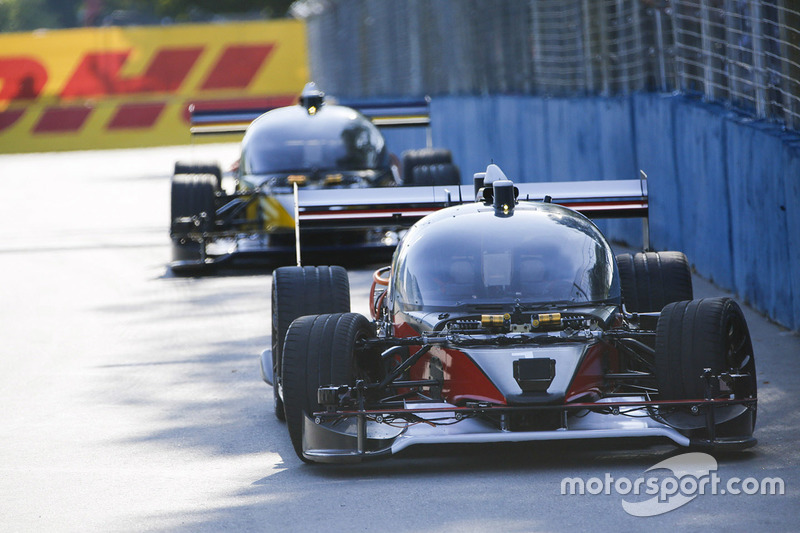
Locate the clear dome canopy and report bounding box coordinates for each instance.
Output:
[391,202,620,311]
[240,104,388,175]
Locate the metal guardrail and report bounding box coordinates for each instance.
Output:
[292,0,800,132]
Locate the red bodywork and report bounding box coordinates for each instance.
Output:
[392,317,509,406]
[565,343,614,402]
[376,267,622,408]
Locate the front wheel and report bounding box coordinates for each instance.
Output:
[281,313,374,462]
[271,266,350,421]
[170,173,219,275]
[654,297,757,442]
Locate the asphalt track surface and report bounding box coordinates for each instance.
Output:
[1,145,798,532]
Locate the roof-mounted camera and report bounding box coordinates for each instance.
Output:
[478,164,518,215]
[299,82,325,114]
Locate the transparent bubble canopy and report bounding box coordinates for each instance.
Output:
[241,104,388,175]
[391,202,620,311]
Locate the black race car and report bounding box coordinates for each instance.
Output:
[263,165,757,463]
[169,83,460,274]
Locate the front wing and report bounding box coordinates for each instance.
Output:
[302,397,756,463]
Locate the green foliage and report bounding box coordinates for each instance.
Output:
[154,0,295,19]
[0,0,61,32]
[0,0,294,32]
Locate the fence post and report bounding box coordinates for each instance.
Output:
[670,0,685,92]
[700,0,716,101]
[654,7,668,91]
[751,0,768,119]
[631,0,645,91]
[598,1,611,94]
[581,0,595,92]
[530,0,543,92]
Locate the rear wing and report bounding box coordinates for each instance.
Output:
[187,96,294,136]
[289,173,650,247]
[338,97,431,128]
[188,96,433,139]
[189,107,259,135]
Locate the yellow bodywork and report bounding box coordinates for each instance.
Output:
[261,195,296,231]
[240,192,295,232]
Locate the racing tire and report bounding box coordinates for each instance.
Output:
[617,251,693,313]
[170,173,219,276]
[410,163,461,186]
[402,148,453,185]
[174,161,223,190]
[654,297,757,439]
[282,313,374,462]
[271,266,350,421]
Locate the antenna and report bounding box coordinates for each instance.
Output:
[639,170,650,251]
[293,182,302,266]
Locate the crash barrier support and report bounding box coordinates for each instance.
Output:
[426,93,800,331]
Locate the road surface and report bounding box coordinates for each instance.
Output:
[0,146,797,531]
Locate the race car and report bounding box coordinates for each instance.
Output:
[262,164,757,463]
[169,83,460,274]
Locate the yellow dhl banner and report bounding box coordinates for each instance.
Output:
[0,20,308,153]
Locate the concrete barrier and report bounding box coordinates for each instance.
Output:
[784,140,800,329]
[726,119,796,327]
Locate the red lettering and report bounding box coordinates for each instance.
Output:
[34,106,92,133]
[107,102,165,130]
[0,58,47,101]
[200,44,274,90]
[60,47,203,98]
[0,109,26,131]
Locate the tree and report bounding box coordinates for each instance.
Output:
[0,0,295,32]
[0,0,62,32]
[153,0,295,20]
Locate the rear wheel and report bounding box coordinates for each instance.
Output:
[282,313,374,461]
[402,148,459,185]
[170,173,218,275]
[174,161,222,190]
[617,251,693,313]
[410,163,461,186]
[654,297,757,440]
[271,266,350,420]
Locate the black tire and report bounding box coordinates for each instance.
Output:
[282,313,374,461]
[271,266,350,421]
[174,161,222,190]
[654,297,757,437]
[170,174,218,274]
[410,163,461,186]
[402,148,452,185]
[617,251,693,313]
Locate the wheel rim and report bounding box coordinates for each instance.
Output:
[723,307,757,402]
[726,313,749,370]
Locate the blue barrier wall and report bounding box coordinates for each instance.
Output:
[413,93,800,330]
